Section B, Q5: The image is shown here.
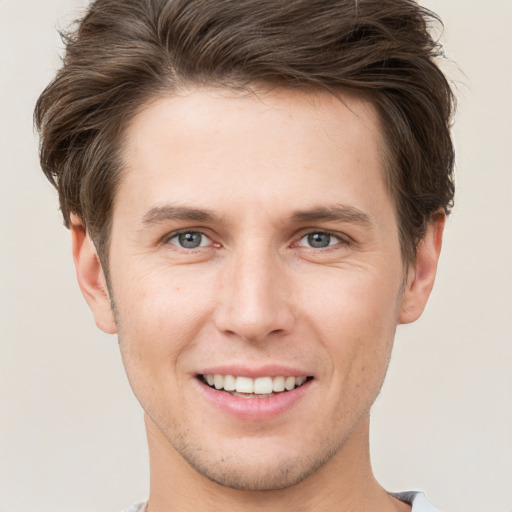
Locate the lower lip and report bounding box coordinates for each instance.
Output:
[196,378,313,421]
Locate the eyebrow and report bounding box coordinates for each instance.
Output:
[289,205,373,227]
[140,204,372,228]
[141,205,224,225]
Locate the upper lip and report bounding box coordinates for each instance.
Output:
[198,364,312,379]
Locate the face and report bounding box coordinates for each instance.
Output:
[88,87,418,490]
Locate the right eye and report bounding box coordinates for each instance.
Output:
[167,231,211,249]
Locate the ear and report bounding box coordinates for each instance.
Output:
[70,214,116,334]
[398,212,446,324]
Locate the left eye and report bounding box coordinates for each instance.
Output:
[168,231,210,249]
[298,232,341,249]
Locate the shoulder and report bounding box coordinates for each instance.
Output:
[392,491,439,512]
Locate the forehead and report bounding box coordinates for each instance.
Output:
[123,86,384,157]
[115,86,392,226]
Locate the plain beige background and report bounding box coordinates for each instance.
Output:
[1,1,511,511]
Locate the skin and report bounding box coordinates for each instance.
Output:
[71,87,444,511]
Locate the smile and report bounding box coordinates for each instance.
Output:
[196,369,314,420]
[201,374,310,397]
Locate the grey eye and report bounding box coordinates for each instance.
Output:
[306,232,334,248]
[171,232,208,249]
[296,231,347,250]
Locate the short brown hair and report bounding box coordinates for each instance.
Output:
[35,0,455,265]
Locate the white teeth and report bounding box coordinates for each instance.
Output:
[285,376,296,391]
[203,374,309,394]
[272,376,285,392]
[253,377,273,394]
[235,376,254,393]
[295,376,306,386]
[214,374,224,390]
[223,374,236,391]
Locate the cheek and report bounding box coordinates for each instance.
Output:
[112,276,210,427]
[303,265,401,334]
[300,267,400,385]
[112,267,215,382]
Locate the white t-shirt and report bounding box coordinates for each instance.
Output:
[392,491,439,511]
[122,491,438,511]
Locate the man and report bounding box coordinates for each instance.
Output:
[35,0,455,510]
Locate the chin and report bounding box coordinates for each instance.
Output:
[175,436,340,491]
[187,456,319,491]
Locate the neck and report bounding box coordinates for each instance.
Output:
[144,414,409,512]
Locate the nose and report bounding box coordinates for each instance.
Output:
[213,245,295,343]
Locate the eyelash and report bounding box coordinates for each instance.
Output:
[294,230,350,250]
[163,230,215,250]
[162,229,350,252]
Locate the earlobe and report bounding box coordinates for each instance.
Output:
[398,212,446,325]
[70,214,116,334]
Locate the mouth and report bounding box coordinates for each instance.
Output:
[198,374,313,398]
